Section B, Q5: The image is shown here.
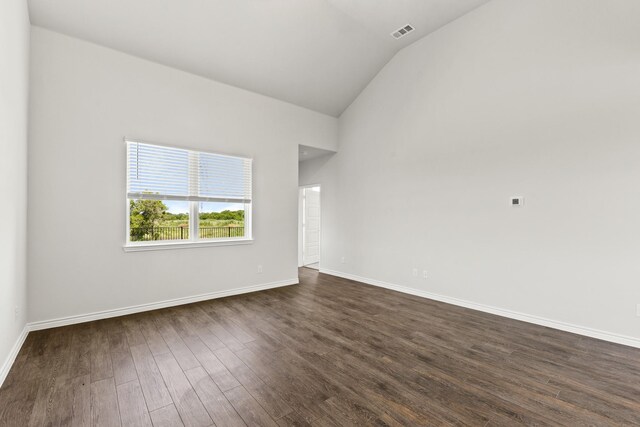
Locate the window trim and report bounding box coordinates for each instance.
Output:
[124,139,253,250]
[123,237,254,252]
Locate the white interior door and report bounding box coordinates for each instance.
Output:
[303,186,320,266]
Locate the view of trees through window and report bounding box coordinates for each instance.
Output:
[129,199,245,241]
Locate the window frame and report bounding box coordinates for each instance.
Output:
[123,139,253,251]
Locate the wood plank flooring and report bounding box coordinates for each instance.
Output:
[2,267,640,426]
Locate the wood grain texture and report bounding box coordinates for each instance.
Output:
[129,343,173,412]
[149,404,184,427]
[91,378,121,427]
[69,374,91,427]
[2,268,640,426]
[224,385,279,427]
[116,380,152,427]
[154,352,212,427]
[182,335,240,392]
[111,348,138,387]
[90,323,113,383]
[184,366,246,427]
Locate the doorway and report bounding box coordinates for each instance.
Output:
[299,185,321,269]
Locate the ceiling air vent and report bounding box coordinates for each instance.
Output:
[391,24,414,39]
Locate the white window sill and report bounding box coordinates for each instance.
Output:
[123,238,253,252]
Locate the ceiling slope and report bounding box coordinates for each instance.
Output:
[28,0,489,116]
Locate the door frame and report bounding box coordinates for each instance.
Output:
[298,184,321,268]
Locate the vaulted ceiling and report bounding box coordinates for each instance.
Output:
[28,0,489,117]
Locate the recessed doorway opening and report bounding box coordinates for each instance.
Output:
[299,185,321,270]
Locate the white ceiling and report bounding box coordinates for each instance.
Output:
[28,0,489,117]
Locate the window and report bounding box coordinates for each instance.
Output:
[125,140,252,250]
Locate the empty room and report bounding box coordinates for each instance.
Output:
[2,0,640,425]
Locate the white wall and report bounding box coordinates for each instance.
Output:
[323,0,640,341]
[28,27,337,324]
[0,0,30,381]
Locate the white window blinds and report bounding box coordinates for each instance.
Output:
[127,140,252,203]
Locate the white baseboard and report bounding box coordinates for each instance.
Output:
[320,268,640,349]
[0,325,29,388]
[28,278,298,331]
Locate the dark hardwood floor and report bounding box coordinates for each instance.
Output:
[2,268,640,426]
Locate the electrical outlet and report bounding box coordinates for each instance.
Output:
[412,268,418,277]
[637,304,640,317]
[422,270,428,279]
[14,306,19,321]
[257,265,263,274]
[341,257,345,264]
